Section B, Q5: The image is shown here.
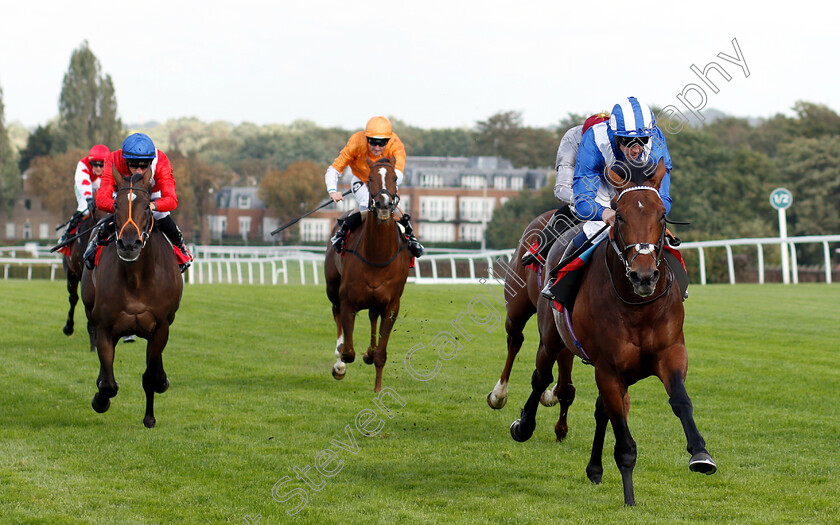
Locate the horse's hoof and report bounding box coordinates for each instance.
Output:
[341,352,355,364]
[144,416,156,428]
[487,391,507,409]
[554,421,568,442]
[155,378,170,394]
[122,335,136,343]
[362,352,374,365]
[332,368,346,380]
[63,324,73,336]
[91,394,110,413]
[586,464,603,484]
[540,388,558,407]
[689,452,717,475]
[510,419,534,442]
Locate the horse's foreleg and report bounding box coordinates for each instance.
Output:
[553,349,576,441]
[510,340,555,442]
[142,324,170,428]
[362,310,379,365]
[594,370,637,506]
[333,303,355,381]
[371,304,399,393]
[488,310,531,409]
[332,302,344,358]
[663,369,717,475]
[63,273,79,336]
[92,331,119,414]
[586,395,608,484]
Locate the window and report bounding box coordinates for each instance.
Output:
[237,195,251,209]
[494,176,507,189]
[5,223,14,240]
[24,199,31,210]
[459,224,484,242]
[39,223,49,239]
[459,197,495,221]
[461,175,486,189]
[23,223,32,239]
[510,177,524,191]
[238,216,252,239]
[419,196,455,221]
[420,173,443,188]
[299,218,331,242]
[420,223,455,242]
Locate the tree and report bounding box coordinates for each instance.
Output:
[18,124,56,172]
[26,148,86,219]
[168,151,234,243]
[258,160,326,225]
[56,41,123,152]
[792,101,840,138]
[0,83,21,214]
[473,111,556,168]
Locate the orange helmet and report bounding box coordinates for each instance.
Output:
[365,116,392,139]
[88,144,110,162]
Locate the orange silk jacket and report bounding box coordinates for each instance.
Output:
[330,131,406,183]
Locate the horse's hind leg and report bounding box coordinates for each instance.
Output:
[142,324,170,429]
[331,302,346,380]
[510,339,556,442]
[91,331,119,414]
[586,395,608,484]
[371,302,400,393]
[362,310,378,365]
[63,272,79,336]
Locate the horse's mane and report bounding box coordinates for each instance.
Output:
[371,157,395,168]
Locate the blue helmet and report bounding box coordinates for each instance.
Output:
[121,133,156,160]
[609,97,655,137]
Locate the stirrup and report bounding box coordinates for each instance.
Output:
[540,281,556,301]
[521,251,538,267]
[407,239,424,257]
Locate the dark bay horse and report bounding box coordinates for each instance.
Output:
[81,170,183,428]
[486,210,578,440]
[510,159,716,505]
[325,157,411,392]
[61,212,99,339]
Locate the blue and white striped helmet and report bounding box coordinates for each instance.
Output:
[609,97,655,137]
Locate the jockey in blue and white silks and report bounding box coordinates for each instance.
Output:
[572,96,673,241]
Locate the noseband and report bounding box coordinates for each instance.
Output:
[116,175,154,248]
[610,186,666,278]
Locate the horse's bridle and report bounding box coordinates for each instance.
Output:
[367,162,400,213]
[609,186,666,278]
[115,174,154,249]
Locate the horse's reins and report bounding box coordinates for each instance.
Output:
[116,174,154,248]
[607,185,673,305]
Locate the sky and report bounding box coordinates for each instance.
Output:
[1,0,838,132]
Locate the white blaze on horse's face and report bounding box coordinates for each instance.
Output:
[379,167,387,189]
[637,201,644,210]
[129,193,137,202]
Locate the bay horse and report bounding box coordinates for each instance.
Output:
[510,159,716,505]
[324,157,411,393]
[81,170,183,428]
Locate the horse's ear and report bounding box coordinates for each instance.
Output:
[367,157,375,168]
[647,158,667,190]
[606,161,633,192]
[389,156,396,165]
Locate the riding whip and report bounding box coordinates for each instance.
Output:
[270,189,352,236]
[50,213,114,253]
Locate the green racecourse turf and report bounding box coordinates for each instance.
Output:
[1,280,838,524]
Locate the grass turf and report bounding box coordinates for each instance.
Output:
[1,281,838,524]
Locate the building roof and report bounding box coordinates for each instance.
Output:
[215,187,267,209]
[404,155,546,189]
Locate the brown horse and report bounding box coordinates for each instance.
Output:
[81,170,183,428]
[510,159,716,505]
[325,157,411,392]
[486,210,579,440]
[60,212,98,340]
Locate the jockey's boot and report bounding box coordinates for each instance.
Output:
[83,221,114,270]
[58,212,84,246]
[522,204,579,267]
[158,215,193,273]
[399,214,425,257]
[330,212,362,253]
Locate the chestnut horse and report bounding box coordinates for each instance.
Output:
[325,157,411,392]
[510,159,716,505]
[81,170,183,428]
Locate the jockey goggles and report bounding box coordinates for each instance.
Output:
[616,135,650,148]
[90,161,105,168]
[126,158,152,170]
[367,137,389,147]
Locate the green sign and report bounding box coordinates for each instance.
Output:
[770,187,792,210]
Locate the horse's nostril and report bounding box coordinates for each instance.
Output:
[652,270,660,282]
[629,271,639,283]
